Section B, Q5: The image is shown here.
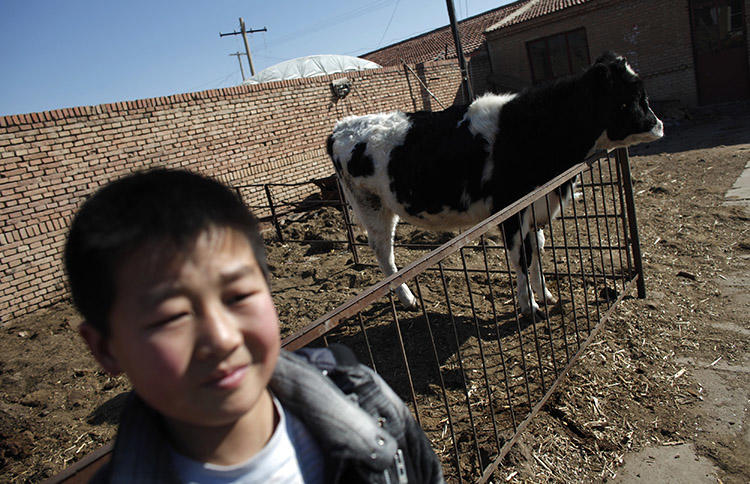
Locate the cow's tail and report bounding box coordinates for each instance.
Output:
[325,134,335,159]
[326,134,344,175]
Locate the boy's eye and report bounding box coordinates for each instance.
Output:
[149,312,189,329]
[226,292,254,305]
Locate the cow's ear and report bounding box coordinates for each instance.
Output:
[586,62,613,93]
[595,50,618,65]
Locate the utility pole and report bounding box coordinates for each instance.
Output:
[229,52,247,81]
[445,0,473,102]
[220,18,267,76]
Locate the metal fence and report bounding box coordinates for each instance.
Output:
[278,147,644,482]
[232,174,361,255]
[49,147,644,484]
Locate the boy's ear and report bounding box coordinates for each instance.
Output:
[79,322,122,376]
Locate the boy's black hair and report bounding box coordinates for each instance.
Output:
[65,168,269,335]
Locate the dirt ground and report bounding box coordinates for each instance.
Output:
[1,105,749,483]
[499,104,750,483]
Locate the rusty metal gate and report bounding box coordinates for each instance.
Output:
[279,147,644,482]
[49,147,644,483]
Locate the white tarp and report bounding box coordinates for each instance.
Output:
[242,54,381,85]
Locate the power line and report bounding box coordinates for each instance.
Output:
[347,21,455,57]
[253,52,288,61]
[376,0,401,49]
[189,70,238,92]
[272,0,393,47]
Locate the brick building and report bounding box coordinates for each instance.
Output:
[362,0,750,106]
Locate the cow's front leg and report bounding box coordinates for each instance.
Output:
[507,228,539,316]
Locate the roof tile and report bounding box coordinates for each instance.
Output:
[362,0,594,66]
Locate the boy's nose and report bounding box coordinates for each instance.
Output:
[195,307,243,360]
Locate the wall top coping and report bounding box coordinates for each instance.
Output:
[0,59,458,128]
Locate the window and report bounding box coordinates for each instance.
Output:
[526,28,591,83]
[692,0,746,53]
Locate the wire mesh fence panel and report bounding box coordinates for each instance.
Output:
[280,148,644,482]
[233,176,357,249]
[47,148,643,484]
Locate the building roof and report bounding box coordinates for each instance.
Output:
[486,0,591,32]
[361,0,594,66]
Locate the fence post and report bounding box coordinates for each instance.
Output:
[263,184,284,243]
[336,178,360,264]
[615,147,646,298]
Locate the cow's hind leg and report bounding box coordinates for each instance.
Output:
[529,180,575,310]
[351,196,417,309]
[528,228,557,308]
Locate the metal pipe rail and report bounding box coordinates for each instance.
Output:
[279,147,643,482]
[46,148,644,483]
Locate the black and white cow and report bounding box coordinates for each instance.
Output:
[326,52,663,315]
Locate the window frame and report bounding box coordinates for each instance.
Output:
[526,27,591,84]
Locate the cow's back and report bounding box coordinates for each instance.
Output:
[329,100,512,230]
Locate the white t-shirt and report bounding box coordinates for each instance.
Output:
[170,396,325,484]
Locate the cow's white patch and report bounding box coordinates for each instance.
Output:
[528,188,566,227]
[331,111,411,199]
[402,197,493,231]
[617,56,638,77]
[589,112,664,155]
[333,111,412,167]
[461,93,515,143]
[587,130,613,157]
[619,122,663,146]
[461,93,516,184]
[650,117,664,138]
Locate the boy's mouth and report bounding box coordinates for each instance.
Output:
[203,365,249,390]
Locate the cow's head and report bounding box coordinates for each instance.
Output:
[588,51,664,150]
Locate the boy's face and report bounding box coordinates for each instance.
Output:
[82,228,280,428]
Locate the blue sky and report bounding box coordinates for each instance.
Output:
[0,0,512,116]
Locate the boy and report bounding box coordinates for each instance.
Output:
[65,168,444,483]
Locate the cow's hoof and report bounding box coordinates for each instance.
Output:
[400,297,419,311]
[599,286,619,301]
[541,296,562,314]
[404,303,420,312]
[545,302,563,315]
[520,307,546,321]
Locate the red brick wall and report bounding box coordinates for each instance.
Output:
[485,0,711,106]
[0,60,463,323]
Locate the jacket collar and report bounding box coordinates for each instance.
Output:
[106,349,398,480]
[105,393,181,484]
[269,350,398,471]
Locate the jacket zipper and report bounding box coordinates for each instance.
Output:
[395,448,408,483]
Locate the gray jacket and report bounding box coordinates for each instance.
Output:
[93,347,444,483]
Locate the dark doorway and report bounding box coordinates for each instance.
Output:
[690,0,750,104]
